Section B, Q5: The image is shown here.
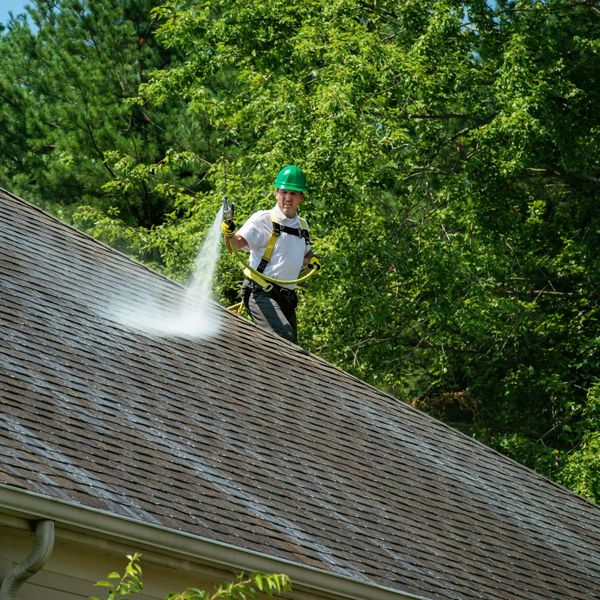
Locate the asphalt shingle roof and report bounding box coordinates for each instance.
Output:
[1,188,599,600]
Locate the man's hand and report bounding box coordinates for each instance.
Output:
[308,256,321,271]
[221,220,236,238]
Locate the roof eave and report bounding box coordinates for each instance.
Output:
[0,485,429,600]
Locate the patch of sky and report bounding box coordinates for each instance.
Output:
[0,0,31,26]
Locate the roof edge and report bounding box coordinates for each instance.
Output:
[0,485,429,600]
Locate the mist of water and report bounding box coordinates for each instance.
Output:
[103,208,225,339]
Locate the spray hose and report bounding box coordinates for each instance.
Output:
[225,250,319,314]
[237,252,319,285]
[225,241,319,314]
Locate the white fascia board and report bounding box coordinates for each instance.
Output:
[0,485,429,600]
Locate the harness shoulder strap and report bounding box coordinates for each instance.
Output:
[256,210,279,273]
[298,216,310,243]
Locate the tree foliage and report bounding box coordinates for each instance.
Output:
[90,553,291,600]
[1,0,598,502]
[0,0,194,235]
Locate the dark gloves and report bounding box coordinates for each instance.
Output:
[308,256,321,271]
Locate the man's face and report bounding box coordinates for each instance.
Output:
[276,188,304,218]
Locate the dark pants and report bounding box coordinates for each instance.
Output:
[242,280,298,343]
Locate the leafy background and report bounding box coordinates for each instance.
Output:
[1,0,598,503]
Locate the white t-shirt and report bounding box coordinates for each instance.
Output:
[237,206,311,289]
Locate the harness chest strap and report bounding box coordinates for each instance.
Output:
[255,209,310,275]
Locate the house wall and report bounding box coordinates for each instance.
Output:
[0,518,226,600]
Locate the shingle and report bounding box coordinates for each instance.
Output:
[0,188,599,600]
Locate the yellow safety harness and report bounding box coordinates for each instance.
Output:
[241,209,310,292]
[227,210,319,312]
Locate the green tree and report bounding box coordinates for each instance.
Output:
[556,380,600,503]
[130,0,598,498]
[0,0,195,238]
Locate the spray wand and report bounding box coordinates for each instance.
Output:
[222,195,235,225]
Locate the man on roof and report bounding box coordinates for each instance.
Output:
[221,164,321,343]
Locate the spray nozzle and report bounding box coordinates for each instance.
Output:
[222,195,235,223]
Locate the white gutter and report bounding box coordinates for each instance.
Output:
[0,519,55,600]
[0,485,429,600]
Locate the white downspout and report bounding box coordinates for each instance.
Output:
[0,520,55,600]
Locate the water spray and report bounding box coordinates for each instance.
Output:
[101,207,225,339]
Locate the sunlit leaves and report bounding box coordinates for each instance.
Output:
[92,554,291,600]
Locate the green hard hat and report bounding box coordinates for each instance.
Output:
[274,164,306,192]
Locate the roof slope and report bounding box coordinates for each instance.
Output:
[0,189,599,600]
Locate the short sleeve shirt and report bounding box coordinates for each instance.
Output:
[237,205,311,289]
